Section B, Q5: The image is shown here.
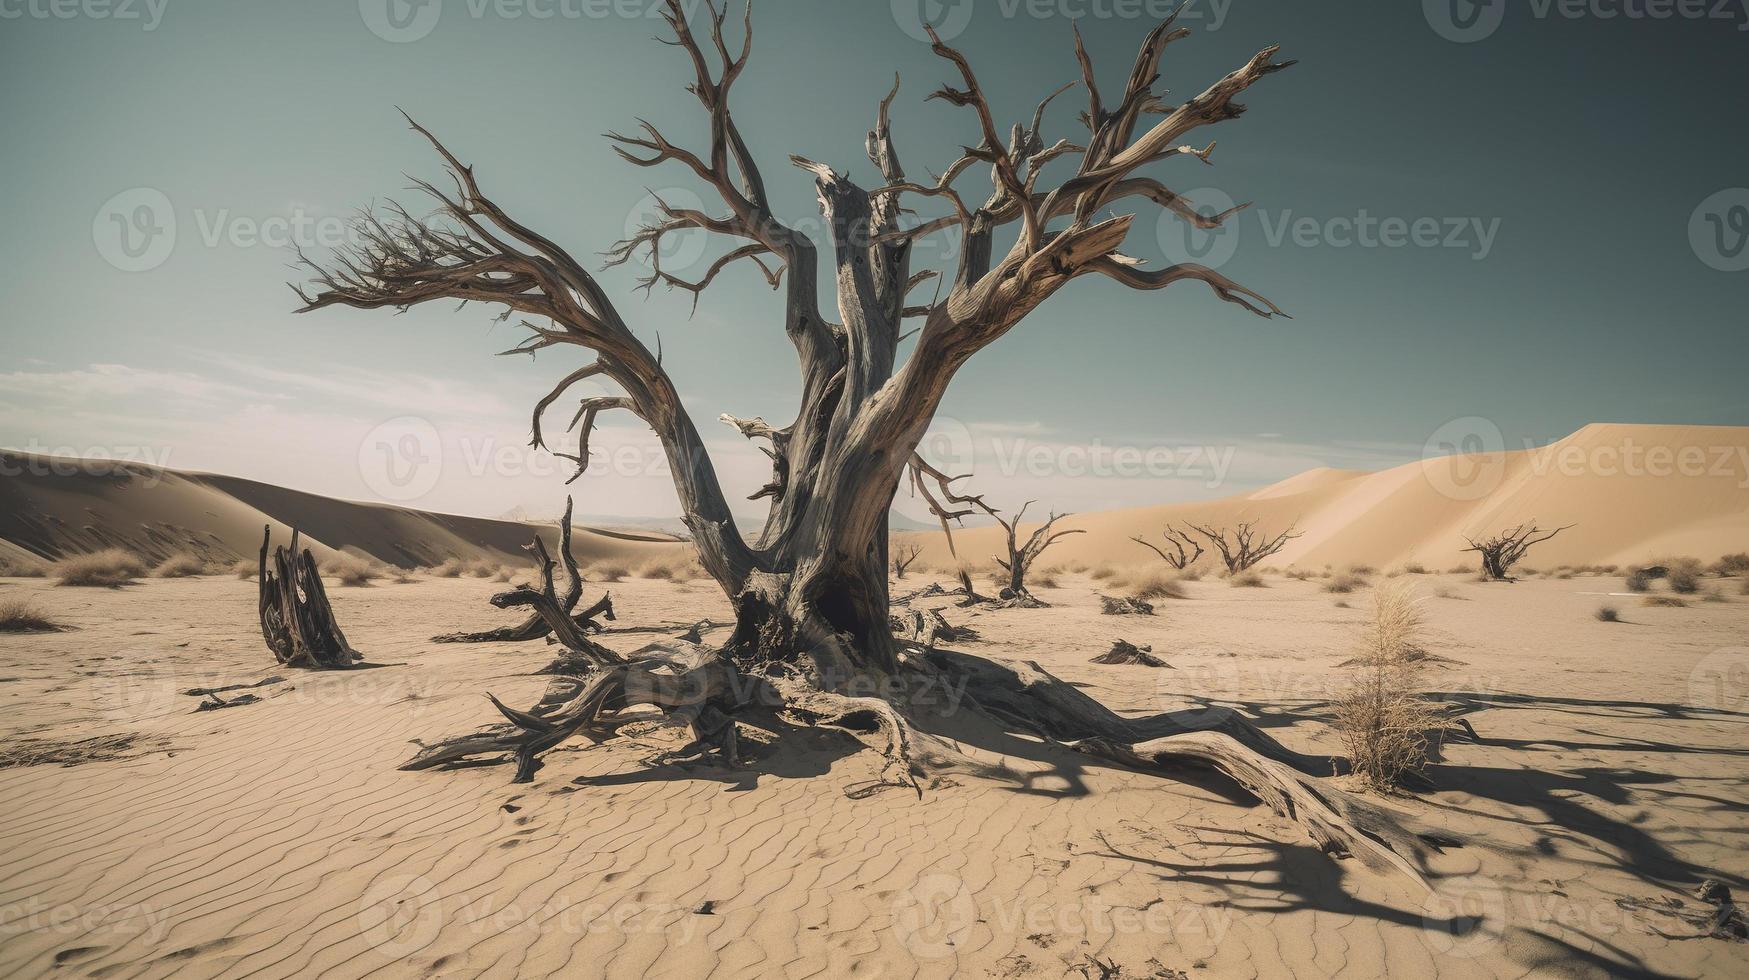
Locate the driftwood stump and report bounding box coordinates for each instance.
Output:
[257,526,361,669]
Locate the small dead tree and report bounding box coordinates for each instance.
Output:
[891,541,923,579]
[1190,520,1301,574]
[432,496,615,643]
[908,459,1082,606]
[258,527,361,669]
[1463,521,1573,582]
[1130,524,1204,569]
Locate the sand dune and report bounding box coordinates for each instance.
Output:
[901,424,1749,571]
[0,452,684,571]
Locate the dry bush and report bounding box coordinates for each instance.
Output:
[1446,564,1473,575]
[430,558,466,578]
[1700,589,1727,604]
[1666,558,1703,594]
[1708,553,1749,577]
[1286,568,1314,581]
[1348,564,1377,576]
[0,556,48,577]
[636,557,680,580]
[493,566,515,582]
[1642,595,1686,608]
[1624,567,1653,592]
[1088,564,1120,582]
[589,562,629,583]
[231,559,257,580]
[1178,565,1205,581]
[1400,562,1430,575]
[1334,582,1444,791]
[1066,560,1090,574]
[1031,566,1062,589]
[1227,569,1267,588]
[1595,604,1619,622]
[1324,573,1366,594]
[151,553,208,578]
[1432,585,1464,600]
[0,597,67,633]
[52,549,147,588]
[1128,569,1185,600]
[322,554,379,587]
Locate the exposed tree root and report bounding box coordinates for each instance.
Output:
[431,497,617,643]
[401,627,1458,887]
[257,526,361,669]
[895,608,979,652]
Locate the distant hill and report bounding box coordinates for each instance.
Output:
[0,453,686,571]
[896,424,1749,570]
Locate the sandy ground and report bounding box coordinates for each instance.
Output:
[1,571,1747,979]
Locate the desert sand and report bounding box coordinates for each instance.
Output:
[2,563,1747,978]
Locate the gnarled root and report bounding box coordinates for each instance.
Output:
[431,497,616,644]
[1090,639,1170,667]
[928,650,1460,889]
[1072,733,1455,889]
[773,676,923,799]
[401,641,738,782]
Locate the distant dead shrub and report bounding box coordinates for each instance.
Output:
[1711,553,1749,577]
[53,549,146,588]
[1595,604,1619,622]
[1286,568,1314,581]
[1446,564,1473,575]
[1400,563,1430,575]
[1227,569,1267,588]
[321,555,379,587]
[1666,559,1703,594]
[431,558,466,578]
[637,559,679,580]
[231,559,257,580]
[590,562,629,583]
[1642,595,1687,608]
[1324,573,1366,594]
[1089,564,1120,582]
[151,553,208,578]
[0,597,67,633]
[1031,566,1061,589]
[1334,582,1445,791]
[1624,567,1653,592]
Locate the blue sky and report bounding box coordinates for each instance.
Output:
[2,0,1745,523]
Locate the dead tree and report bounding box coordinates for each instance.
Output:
[907,460,1082,606]
[432,496,616,642]
[294,3,1458,884]
[1190,519,1301,574]
[1130,524,1204,569]
[1463,521,1573,582]
[257,527,361,669]
[891,541,923,579]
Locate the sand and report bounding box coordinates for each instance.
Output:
[2,568,1746,978]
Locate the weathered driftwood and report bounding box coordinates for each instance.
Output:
[257,526,361,669]
[1463,520,1574,582]
[1099,594,1155,616]
[431,497,616,643]
[1090,639,1170,667]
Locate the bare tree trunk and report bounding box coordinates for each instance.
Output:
[257,527,361,669]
